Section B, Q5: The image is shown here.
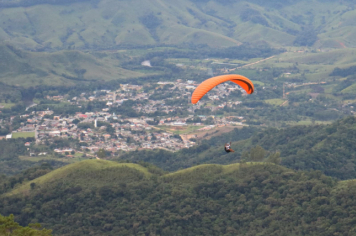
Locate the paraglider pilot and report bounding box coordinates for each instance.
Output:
[224,142,234,153]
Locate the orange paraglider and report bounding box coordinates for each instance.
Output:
[191,74,254,104]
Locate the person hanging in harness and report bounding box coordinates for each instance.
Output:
[224,142,235,153]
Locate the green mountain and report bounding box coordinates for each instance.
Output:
[1,0,356,50]
[0,44,146,87]
[3,159,356,235]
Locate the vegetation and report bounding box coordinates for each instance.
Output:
[0,0,355,50]
[0,163,53,195]
[330,65,356,77]
[116,116,356,180]
[0,44,146,88]
[12,132,35,139]
[3,159,356,235]
[250,116,356,179]
[2,1,356,234]
[0,213,52,236]
[0,138,66,176]
[116,126,258,171]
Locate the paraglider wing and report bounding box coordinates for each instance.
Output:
[191,74,254,104]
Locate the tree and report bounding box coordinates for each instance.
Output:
[250,145,266,162]
[241,150,250,162]
[204,117,215,125]
[72,119,80,125]
[0,214,52,235]
[97,149,106,159]
[266,152,281,164]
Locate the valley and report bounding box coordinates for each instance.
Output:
[1,0,356,235]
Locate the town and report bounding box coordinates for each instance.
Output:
[1,79,248,157]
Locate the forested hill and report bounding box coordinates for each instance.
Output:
[118,116,356,180]
[1,0,356,50]
[4,159,356,235]
[252,116,356,180]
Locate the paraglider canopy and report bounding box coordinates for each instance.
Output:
[191,74,254,104]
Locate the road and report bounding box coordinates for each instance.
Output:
[26,103,37,111]
[228,55,276,72]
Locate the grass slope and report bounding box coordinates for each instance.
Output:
[162,162,278,183]
[8,160,152,196]
[7,159,278,196]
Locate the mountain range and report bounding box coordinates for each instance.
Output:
[1,0,356,50]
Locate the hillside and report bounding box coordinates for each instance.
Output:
[4,160,356,235]
[6,159,153,196]
[1,0,356,50]
[117,116,356,180]
[116,126,258,171]
[0,44,147,87]
[251,116,356,179]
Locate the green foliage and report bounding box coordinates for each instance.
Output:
[71,119,80,125]
[330,66,356,77]
[172,134,183,141]
[137,44,284,62]
[0,138,36,175]
[0,83,22,103]
[97,149,106,159]
[0,44,144,89]
[117,116,356,180]
[116,127,258,171]
[293,28,318,46]
[5,161,356,236]
[139,13,162,41]
[250,116,356,179]
[186,116,202,123]
[0,0,354,51]
[0,214,52,235]
[266,152,281,164]
[240,8,269,26]
[249,145,266,162]
[0,163,53,195]
[76,122,94,130]
[203,117,214,125]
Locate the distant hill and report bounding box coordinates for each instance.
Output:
[0,44,146,87]
[3,159,356,235]
[1,0,356,50]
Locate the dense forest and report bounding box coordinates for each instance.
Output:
[0,163,53,195]
[330,65,356,77]
[252,116,356,179]
[3,161,356,235]
[0,213,51,235]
